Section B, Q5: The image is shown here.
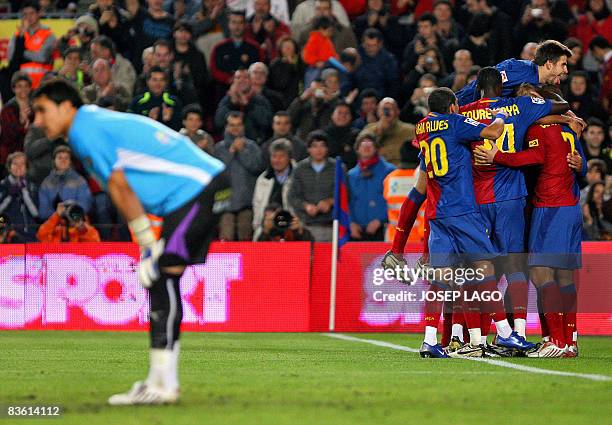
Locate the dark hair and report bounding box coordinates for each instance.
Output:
[182,103,203,120]
[174,20,193,34]
[97,95,117,109]
[354,132,379,152]
[363,28,383,42]
[20,0,40,12]
[534,40,573,66]
[226,110,244,122]
[339,48,359,66]
[307,130,329,147]
[468,12,491,37]
[11,71,32,88]
[313,15,333,30]
[229,10,246,19]
[433,0,452,9]
[564,37,583,50]
[587,159,606,178]
[587,117,605,130]
[418,12,437,25]
[32,78,84,108]
[360,88,379,101]
[467,65,481,80]
[427,87,456,114]
[63,46,82,59]
[91,35,116,57]
[274,110,291,119]
[334,101,352,112]
[147,66,168,80]
[589,35,611,51]
[476,66,502,92]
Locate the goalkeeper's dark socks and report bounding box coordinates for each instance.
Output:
[506,272,528,336]
[422,281,448,344]
[537,281,566,347]
[391,188,425,254]
[560,283,578,345]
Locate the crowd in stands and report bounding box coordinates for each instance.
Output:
[0,0,611,243]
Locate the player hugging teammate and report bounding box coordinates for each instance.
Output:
[382,40,587,358]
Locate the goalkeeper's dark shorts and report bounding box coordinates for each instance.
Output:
[159,172,231,267]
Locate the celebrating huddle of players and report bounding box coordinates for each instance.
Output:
[382,40,587,359]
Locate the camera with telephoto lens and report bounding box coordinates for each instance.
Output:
[61,202,85,224]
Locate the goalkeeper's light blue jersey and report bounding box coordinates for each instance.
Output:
[68,105,225,217]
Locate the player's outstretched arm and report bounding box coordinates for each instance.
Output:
[479,108,507,140]
[474,139,545,167]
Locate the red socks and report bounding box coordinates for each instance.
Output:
[560,283,577,346]
[506,272,528,321]
[391,188,425,254]
[423,281,449,330]
[537,281,566,347]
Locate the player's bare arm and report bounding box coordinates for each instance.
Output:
[478,108,507,140]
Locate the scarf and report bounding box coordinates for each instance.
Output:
[358,155,380,177]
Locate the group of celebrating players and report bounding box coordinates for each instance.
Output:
[382,39,587,359]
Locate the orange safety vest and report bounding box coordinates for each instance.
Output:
[383,167,425,243]
[17,27,54,88]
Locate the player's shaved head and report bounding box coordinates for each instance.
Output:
[428,87,456,114]
[476,67,502,98]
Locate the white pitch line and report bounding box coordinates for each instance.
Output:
[324,333,612,382]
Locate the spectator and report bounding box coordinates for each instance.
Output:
[88,0,133,57]
[288,69,340,141]
[564,71,608,121]
[402,46,447,104]
[582,118,612,170]
[0,152,39,241]
[291,0,351,38]
[565,37,585,74]
[128,66,183,131]
[249,62,285,112]
[57,15,98,66]
[8,1,57,88]
[289,130,337,242]
[252,138,296,240]
[458,0,513,62]
[352,88,379,130]
[37,201,101,243]
[348,133,395,241]
[589,36,612,114]
[439,49,474,92]
[57,47,86,90]
[83,58,131,111]
[296,0,357,54]
[324,101,359,169]
[214,112,264,241]
[190,0,230,65]
[38,146,93,220]
[268,37,305,108]
[128,0,175,72]
[458,12,496,67]
[402,13,449,75]
[210,11,263,88]
[141,46,155,75]
[583,181,612,240]
[433,0,464,52]
[581,159,606,204]
[90,35,137,95]
[302,16,339,78]
[179,104,214,154]
[352,0,406,59]
[571,0,612,50]
[520,41,539,61]
[514,0,568,50]
[23,125,66,187]
[0,214,29,244]
[215,69,273,144]
[260,111,308,168]
[256,204,313,241]
[246,0,291,61]
[0,72,33,175]
[360,97,416,167]
[400,73,438,124]
[173,21,209,108]
[354,28,399,99]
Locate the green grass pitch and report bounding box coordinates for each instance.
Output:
[3,331,611,425]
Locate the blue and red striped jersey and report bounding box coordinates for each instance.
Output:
[415,112,486,219]
[459,96,552,204]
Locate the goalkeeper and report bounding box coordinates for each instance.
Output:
[31,79,229,405]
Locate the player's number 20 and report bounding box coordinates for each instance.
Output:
[420,138,449,178]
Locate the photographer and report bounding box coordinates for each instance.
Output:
[36,201,101,243]
[257,204,313,241]
[0,214,28,244]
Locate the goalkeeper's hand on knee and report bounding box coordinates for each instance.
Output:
[129,215,165,288]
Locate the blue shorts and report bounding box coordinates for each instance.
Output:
[428,213,498,267]
[478,198,526,255]
[528,205,582,269]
